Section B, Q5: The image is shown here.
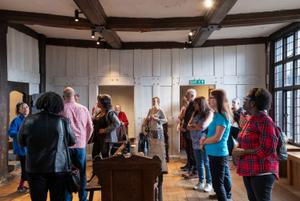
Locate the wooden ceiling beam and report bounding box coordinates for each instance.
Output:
[73,0,122,48]
[1,9,300,33]
[45,37,267,49]
[0,10,91,30]
[192,0,238,46]
[222,8,300,28]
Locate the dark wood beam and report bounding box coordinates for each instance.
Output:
[0,10,91,30]
[192,0,238,46]
[38,34,46,93]
[0,21,8,179]
[202,37,267,47]
[8,23,40,40]
[222,9,300,28]
[2,9,300,33]
[46,38,110,48]
[269,22,300,41]
[74,0,122,48]
[45,37,266,49]
[107,17,205,32]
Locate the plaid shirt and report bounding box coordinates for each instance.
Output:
[236,112,279,179]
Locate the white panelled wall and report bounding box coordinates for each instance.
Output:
[46,44,266,156]
[7,27,40,94]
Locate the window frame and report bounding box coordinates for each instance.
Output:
[271,23,300,146]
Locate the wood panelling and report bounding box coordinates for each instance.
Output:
[7,27,39,94]
[46,44,266,154]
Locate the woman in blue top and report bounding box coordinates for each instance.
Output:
[187,97,213,192]
[8,102,30,193]
[200,89,232,201]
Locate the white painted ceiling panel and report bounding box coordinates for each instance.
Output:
[209,23,289,39]
[99,0,209,18]
[0,0,78,17]
[117,30,190,42]
[229,0,300,14]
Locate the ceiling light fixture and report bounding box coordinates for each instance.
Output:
[189,31,193,36]
[96,37,103,45]
[188,35,192,44]
[74,9,81,22]
[91,30,95,39]
[204,0,214,8]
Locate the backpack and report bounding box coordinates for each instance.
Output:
[275,126,288,161]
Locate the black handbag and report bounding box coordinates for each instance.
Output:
[63,118,81,193]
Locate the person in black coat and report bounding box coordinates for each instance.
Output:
[19,92,76,201]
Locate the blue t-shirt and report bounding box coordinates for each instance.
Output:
[190,115,206,150]
[205,113,231,157]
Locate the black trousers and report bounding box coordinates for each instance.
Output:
[163,132,169,162]
[243,174,276,201]
[28,173,68,201]
[183,132,196,171]
[18,155,28,181]
[209,155,231,201]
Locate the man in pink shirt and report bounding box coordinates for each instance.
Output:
[62,87,93,201]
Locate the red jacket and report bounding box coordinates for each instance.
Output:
[117,111,129,127]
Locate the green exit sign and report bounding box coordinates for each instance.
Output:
[189,79,206,85]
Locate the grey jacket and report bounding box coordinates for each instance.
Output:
[105,110,121,143]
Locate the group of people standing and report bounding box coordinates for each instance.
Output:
[8,86,280,201]
[8,87,129,201]
[178,87,280,201]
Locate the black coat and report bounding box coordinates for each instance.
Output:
[19,111,76,173]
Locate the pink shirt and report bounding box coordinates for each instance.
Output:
[62,100,93,148]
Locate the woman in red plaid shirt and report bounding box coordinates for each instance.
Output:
[232,88,279,201]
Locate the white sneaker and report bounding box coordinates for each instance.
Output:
[193,182,205,190]
[204,183,212,192]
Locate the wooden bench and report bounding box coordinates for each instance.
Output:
[85,175,101,201]
[287,151,300,191]
[279,144,300,177]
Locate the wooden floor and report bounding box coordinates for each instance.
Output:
[0,159,299,201]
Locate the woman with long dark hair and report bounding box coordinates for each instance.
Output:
[18,92,76,201]
[233,88,278,201]
[200,89,232,201]
[187,97,213,192]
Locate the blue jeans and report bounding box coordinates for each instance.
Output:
[66,148,87,201]
[243,174,275,201]
[194,149,211,184]
[209,155,232,201]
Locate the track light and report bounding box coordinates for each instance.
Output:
[91,30,95,39]
[188,35,192,44]
[183,42,188,49]
[96,37,101,45]
[74,9,80,22]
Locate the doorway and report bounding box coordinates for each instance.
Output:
[98,86,135,137]
[179,85,215,150]
[9,91,24,123]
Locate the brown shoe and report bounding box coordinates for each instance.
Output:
[183,172,198,179]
